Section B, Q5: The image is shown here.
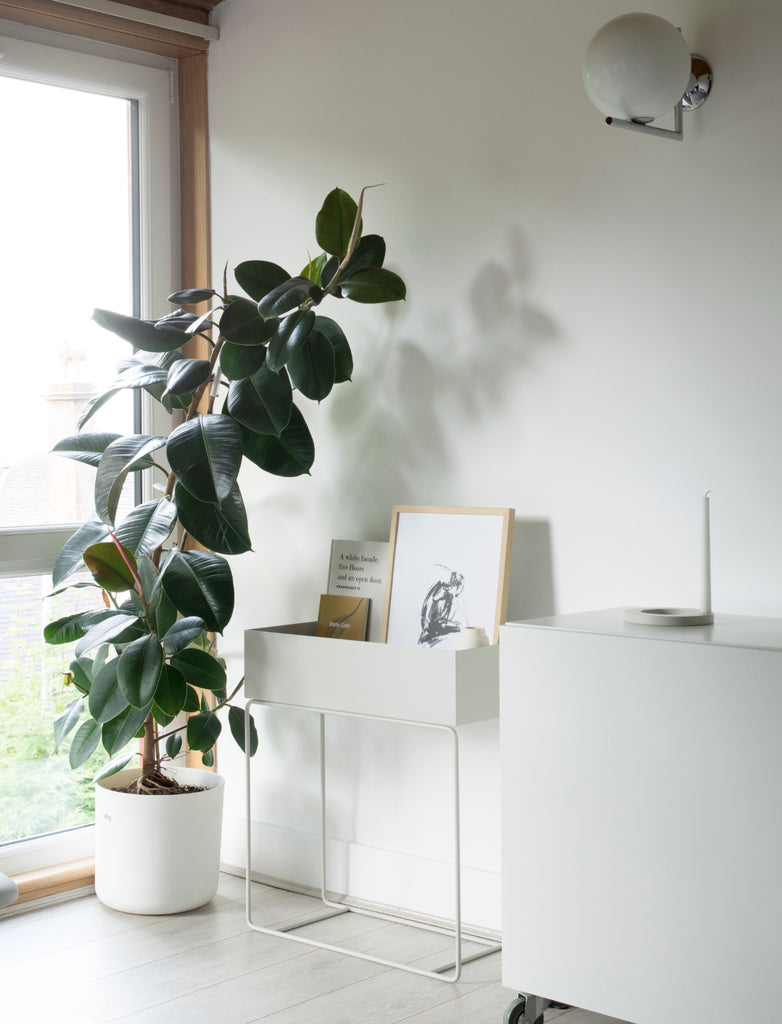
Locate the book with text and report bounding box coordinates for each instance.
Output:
[316,594,370,641]
[326,539,389,643]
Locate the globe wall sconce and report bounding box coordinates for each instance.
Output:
[583,12,713,140]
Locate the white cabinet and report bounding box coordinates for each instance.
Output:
[500,610,782,1024]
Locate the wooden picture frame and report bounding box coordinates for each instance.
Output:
[381,505,514,647]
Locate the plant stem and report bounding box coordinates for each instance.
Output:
[142,714,157,776]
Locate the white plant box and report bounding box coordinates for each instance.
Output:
[244,622,498,726]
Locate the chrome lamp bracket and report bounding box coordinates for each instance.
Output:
[605,54,712,141]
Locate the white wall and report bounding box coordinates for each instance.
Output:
[209,0,782,932]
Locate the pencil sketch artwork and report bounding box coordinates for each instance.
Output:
[383,507,513,649]
[418,566,466,647]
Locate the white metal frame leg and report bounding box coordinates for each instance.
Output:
[244,699,500,983]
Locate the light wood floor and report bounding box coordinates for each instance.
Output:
[1,874,626,1024]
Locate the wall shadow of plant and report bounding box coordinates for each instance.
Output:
[322,224,562,542]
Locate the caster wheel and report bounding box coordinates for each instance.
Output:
[503,995,543,1024]
[503,996,527,1024]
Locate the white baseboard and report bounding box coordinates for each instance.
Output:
[221,811,501,934]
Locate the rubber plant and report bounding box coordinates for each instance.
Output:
[44,186,405,793]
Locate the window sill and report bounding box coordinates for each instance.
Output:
[11,858,95,909]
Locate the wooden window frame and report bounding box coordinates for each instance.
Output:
[0,1,213,297]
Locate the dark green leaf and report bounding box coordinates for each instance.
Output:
[69,656,95,693]
[94,751,135,781]
[78,609,126,630]
[53,521,110,587]
[115,498,178,557]
[76,366,171,431]
[174,482,252,555]
[75,612,140,657]
[95,435,167,526]
[162,616,207,655]
[135,554,165,615]
[154,664,188,717]
[88,659,129,724]
[321,255,339,288]
[229,705,259,756]
[226,364,292,436]
[185,308,218,336]
[77,385,126,431]
[315,188,361,258]
[160,389,192,413]
[96,609,144,646]
[51,433,121,468]
[54,698,83,750]
[167,415,243,504]
[314,316,353,383]
[257,278,323,319]
[111,622,147,647]
[102,703,152,756]
[170,648,227,692]
[154,586,178,638]
[266,309,316,373]
[69,718,101,769]
[161,550,234,633]
[167,288,216,304]
[201,748,215,767]
[341,233,386,276]
[187,709,222,752]
[44,613,89,646]
[287,328,336,401]
[234,260,290,302]
[93,308,185,353]
[184,685,201,712]
[240,405,314,477]
[117,635,164,708]
[339,267,406,303]
[83,541,137,592]
[220,339,267,380]
[165,732,183,759]
[117,364,170,390]
[164,358,212,397]
[220,297,279,347]
[301,252,330,285]
[131,559,174,638]
[154,708,175,733]
[156,309,198,332]
[118,350,177,373]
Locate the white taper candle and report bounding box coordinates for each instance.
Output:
[701,491,711,614]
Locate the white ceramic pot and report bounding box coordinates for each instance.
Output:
[459,626,490,649]
[94,766,225,915]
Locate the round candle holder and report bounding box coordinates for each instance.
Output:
[624,607,715,627]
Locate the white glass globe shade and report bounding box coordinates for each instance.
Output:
[583,13,691,122]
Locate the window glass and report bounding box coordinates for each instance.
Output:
[0,572,108,842]
[0,76,134,530]
[0,32,176,863]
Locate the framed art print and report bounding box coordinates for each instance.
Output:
[381,505,514,648]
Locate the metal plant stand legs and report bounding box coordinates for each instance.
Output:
[244,700,501,983]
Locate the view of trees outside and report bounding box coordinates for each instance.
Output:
[0,74,136,842]
[0,574,107,841]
